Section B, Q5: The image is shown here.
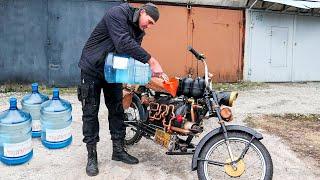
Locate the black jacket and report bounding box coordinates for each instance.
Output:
[78,3,151,78]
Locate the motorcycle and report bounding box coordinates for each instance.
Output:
[122,47,273,179]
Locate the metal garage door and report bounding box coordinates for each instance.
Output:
[245,11,294,82]
[191,7,243,82]
[139,4,190,78]
[293,15,320,81]
[133,3,244,82]
[1,1,243,85]
[0,0,121,86]
[0,0,48,83]
[47,0,121,86]
[245,10,320,82]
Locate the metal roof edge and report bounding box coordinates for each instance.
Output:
[127,0,248,8]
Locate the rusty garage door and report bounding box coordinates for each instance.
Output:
[132,3,244,82]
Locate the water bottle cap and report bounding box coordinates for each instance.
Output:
[32,83,38,93]
[9,97,17,110]
[52,88,60,100]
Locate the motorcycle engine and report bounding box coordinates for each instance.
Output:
[145,93,203,135]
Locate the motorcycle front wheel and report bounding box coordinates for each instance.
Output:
[197,131,273,180]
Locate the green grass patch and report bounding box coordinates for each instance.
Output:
[0,81,265,94]
[0,83,77,94]
[212,81,267,91]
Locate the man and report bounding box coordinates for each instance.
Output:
[78,2,164,176]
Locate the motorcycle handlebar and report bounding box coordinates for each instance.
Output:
[187,46,205,60]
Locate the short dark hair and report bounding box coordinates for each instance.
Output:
[141,3,160,22]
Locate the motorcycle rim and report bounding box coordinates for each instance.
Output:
[124,100,142,145]
[198,132,273,180]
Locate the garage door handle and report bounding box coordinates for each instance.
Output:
[49,64,60,70]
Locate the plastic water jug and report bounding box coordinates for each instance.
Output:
[0,98,33,165]
[104,53,151,85]
[21,83,49,138]
[40,88,72,149]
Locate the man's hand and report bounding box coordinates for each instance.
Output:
[160,73,169,82]
[148,57,168,81]
[148,57,163,73]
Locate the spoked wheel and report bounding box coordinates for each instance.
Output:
[124,94,144,145]
[197,132,273,180]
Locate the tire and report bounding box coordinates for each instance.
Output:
[197,131,273,180]
[124,94,144,145]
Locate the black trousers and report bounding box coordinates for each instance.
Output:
[78,71,126,145]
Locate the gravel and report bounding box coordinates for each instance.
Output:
[0,82,319,180]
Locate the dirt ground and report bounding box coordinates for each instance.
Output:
[0,82,320,179]
[245,114,320,170]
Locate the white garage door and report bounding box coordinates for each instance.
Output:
[245,10,320,82]
[293,15,320,81]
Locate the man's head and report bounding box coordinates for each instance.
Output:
[138,3,159,31]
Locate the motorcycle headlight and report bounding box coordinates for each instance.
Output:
[220,106,233,121]
[217,91,238,107]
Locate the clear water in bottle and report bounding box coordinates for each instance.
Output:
[21,83,49,138]
[40,88,72,149]
[0,98,33,165]
[104,53,151,85]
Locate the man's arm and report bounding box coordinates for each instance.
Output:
[104,7,151,64]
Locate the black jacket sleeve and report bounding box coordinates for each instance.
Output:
[104,7,151,64]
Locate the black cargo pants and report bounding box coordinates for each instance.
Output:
[78,71,126,145]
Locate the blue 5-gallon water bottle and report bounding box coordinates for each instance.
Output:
[104,53,151,85]
[0,98,33,165]
[40,88,72,149]
[21,83,49,138]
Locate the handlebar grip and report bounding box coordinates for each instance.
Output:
[187,46,204,60]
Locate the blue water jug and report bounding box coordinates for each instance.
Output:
[0,98,33,165]
[21,83,49,138]
[104,53,151,85]
[40,88,72,149]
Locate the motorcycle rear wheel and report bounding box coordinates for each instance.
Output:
[124,94,143,145]
[197,131,273,180]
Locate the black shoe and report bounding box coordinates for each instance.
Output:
[112,140,139,164]
[86,144,99,176]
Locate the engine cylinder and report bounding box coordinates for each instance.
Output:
[177,77,205,98]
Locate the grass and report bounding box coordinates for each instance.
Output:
[270,113,320,121]
[0,83,77,94]
[245,113,320,128]
[212,81,267,91]
[245,113,320,168]
[0,81,266,94]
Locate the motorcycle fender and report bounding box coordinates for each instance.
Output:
[191,125,263,171]
[122,89,133,110]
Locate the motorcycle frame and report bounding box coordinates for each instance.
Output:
[188,48,264,170]
[124,47,265,172]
